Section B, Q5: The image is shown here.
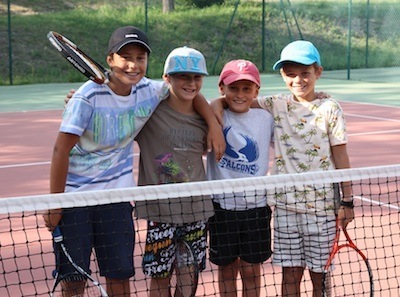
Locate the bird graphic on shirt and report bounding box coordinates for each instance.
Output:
[154,153,189,184]
[224,126,258,163]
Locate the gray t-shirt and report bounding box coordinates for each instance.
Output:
[135,100,213,224]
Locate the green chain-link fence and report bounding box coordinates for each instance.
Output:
[1,0,399,85]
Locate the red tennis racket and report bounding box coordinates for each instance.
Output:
[322,217,374,296]
[47,31,109,84]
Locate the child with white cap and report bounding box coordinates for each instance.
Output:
[135,46,213,297]
[207,59,274,297]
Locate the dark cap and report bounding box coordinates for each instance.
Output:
[107,26,151,54]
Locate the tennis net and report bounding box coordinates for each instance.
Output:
[1,164,399,296]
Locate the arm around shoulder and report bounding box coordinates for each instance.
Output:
[193,94,226,161]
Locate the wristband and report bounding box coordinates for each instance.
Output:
[340,200,354,208]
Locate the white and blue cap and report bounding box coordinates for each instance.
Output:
[273,40,321,70]
[163,46,208,75]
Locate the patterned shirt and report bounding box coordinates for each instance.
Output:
[60,77,169,192]
[258,94,348,214]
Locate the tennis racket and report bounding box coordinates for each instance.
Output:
[169,239,199,297]
[50,227,108,297]
[322,217,374,297]
[47,31,109,84]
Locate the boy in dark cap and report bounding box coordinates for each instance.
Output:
[44,26,224,296]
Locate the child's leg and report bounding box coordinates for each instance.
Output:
[282,266,304,297]
[309,270,323,297]
[106,277,131,296]
[142,222,176,297]
[149,277,171,297]
[239,260,261,297]
[59,207,92,295]
[95,203,135,295]
[238,206,272,297]
[209,204,240,297]
[218,259,239,297]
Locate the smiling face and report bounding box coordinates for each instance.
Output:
[280,62,322,102]
[220,80,259,113]
[165,73,204,103]
[106,44,148,95]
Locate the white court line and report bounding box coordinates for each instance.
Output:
[5,127,396,169]
[0,161,50,169]
[345,112,400,136]
[345,113,400,123]
[349,129,400,137]
[0,153,141,170]
[355,195,400,211]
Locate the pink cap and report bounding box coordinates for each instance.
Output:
[218,59,260,87]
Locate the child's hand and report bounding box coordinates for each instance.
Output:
[64,89,76,106]
[207,125,226,162]
[337,205,354,229]
[315,91,331,99]
[43,209,62,232]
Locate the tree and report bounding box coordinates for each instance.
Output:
[162,0,174,13]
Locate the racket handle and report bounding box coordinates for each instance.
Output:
[52,226,63,243]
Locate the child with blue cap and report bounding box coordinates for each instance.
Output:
[258,40,354,297]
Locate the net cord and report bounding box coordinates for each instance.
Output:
[1,164,399,214]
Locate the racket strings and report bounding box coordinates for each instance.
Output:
[52,275,100,297]
[170,241,198,297]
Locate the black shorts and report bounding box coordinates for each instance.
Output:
[209,202,272,266]
[58,202,135,279]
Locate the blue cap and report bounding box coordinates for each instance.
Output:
[273,40,321,70]
[163,46,208,75]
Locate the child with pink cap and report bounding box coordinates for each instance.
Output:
[207,59,274,297]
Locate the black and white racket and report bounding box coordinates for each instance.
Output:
[47,31,109,84]
[322,217,374,296]
[169,239,199,297]
[50,226,108,297]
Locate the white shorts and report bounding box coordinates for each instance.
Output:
[272,207,336,273]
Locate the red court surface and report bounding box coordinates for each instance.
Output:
[1,101,399,198]
[0,101,399,296]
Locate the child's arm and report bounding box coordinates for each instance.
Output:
[43,132,79,231]
[193,95,226,161]
[331,144,354,229]
[209,97,227,125]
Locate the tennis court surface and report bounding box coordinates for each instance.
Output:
[0,69,399,296]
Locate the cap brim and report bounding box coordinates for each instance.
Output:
[167,70,208,76]
[221,74,260,87]
[273,58,318,70]
[111,40,151,54]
